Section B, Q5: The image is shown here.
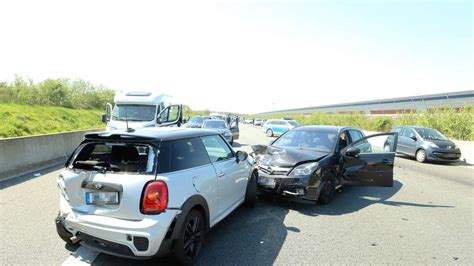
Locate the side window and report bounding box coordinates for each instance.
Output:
[158,105,180,123]
[337,131,349,152]
[201,135,234,163]
[157,138,210,173]
[393,127,402,133]
[348,130,364,143]
[402,128,416,138]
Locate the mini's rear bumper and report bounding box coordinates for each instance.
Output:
[57,207,180,258]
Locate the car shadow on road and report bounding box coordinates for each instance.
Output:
[284,180,453,217]
[92,202,291,266]
[90,181,453,265]
[396,154,473,167]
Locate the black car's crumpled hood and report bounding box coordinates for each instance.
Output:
[251,145,329,167]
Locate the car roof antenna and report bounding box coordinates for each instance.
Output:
[124,106,135,133]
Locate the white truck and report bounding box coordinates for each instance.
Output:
[102,91,183,131]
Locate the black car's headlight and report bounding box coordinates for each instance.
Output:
[289,162,318,178]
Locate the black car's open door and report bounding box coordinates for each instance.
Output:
[340,132,398,187]
[157,104,183,127]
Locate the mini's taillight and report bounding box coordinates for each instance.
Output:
[141,180,168,214]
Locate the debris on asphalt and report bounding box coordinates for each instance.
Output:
[33,173,41,177]
[402,218,408,221]
[371,243,377,246]
[453,257,459,261]
[260,241,264,244]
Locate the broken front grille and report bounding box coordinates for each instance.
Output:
[258,165,292,176]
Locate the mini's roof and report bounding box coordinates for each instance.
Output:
[85,127,218,142]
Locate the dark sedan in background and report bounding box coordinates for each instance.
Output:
[384,126,461,163]
[252,125,398,204]
[202,119,235,145]
[185,115,211,128]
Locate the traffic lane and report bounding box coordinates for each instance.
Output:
[93,172,472,265]
[94,124,473,264]
[1,124,472,265]
[394,154,473,187]
[0,166,79,265]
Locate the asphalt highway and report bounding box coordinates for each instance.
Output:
[1,124,472,265]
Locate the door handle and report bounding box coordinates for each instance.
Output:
[381,159,390,164]
[218,173,225,177]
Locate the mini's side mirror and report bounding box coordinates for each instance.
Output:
[345,147,361,157]
[101,114,109,123]
[410,136,417,141]
[236,151,248,163]
[156,117,162,124]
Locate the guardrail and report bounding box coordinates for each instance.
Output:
[0,129,102,181]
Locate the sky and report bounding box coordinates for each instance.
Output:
[0,0,472,114]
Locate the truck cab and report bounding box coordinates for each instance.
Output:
[102,91,182,130]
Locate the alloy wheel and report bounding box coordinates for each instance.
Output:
[183,215,203,258]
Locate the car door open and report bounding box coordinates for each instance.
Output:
[157,104,182,127]
[340,132,398,187]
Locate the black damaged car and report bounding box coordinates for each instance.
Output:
[251,126,398,204]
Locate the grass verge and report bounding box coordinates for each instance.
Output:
[0,104,103,138]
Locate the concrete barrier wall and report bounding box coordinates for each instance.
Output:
[0,129,102,181]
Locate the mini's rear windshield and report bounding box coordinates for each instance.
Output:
[70,142,157,174]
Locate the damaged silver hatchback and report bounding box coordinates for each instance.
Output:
[252,126,398,204]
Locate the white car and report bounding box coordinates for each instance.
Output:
[253,119,264,126]
[55,127,257,264]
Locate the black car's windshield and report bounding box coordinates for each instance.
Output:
[112,104,156,122]
[415,128,447,140]
[272,129,336,152]
[189,116,204,124]
[202,120,227,129]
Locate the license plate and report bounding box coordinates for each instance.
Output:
[258,176,276,188]
[86,192,119,205]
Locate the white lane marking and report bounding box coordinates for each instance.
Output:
[62,246,99,266]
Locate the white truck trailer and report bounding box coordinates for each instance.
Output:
[102,91,182,130]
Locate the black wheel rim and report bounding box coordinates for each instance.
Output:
[183,215,203,258]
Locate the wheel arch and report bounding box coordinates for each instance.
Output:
[169,194,210,240]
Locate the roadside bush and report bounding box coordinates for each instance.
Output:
[255,107,473,141]
[0,76,114,110]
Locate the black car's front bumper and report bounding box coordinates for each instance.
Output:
[257,171,322,201]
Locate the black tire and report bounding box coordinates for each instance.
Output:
[318,179,335,204]
[416,149,427,163]
[266,129,273,137]
[244,172,257,207]
[174,210,205,265]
